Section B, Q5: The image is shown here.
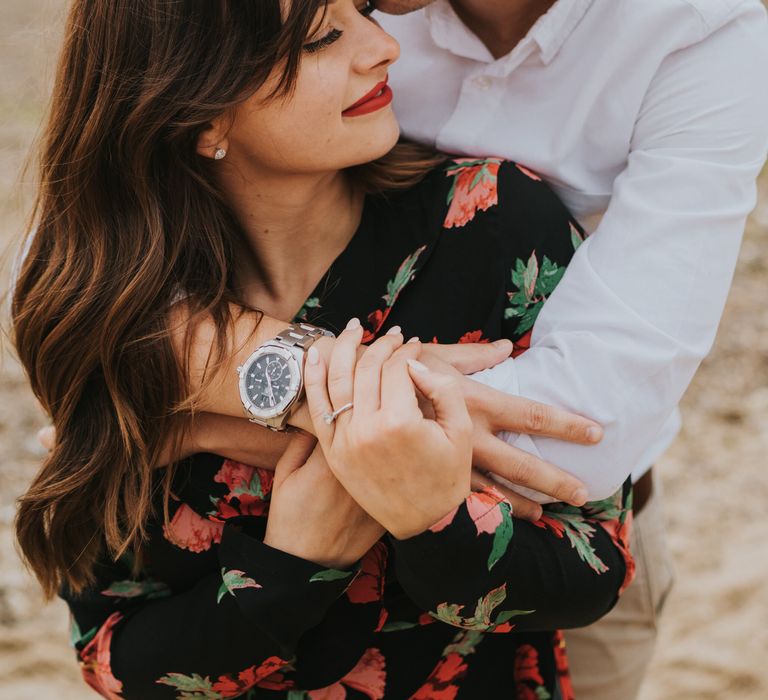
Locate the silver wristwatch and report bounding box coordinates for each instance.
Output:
[236,322,335,431]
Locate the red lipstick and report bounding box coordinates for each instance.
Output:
[342,78,393,118]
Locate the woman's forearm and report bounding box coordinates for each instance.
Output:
[171,303,332,433]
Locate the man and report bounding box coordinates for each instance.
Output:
[373,0,768,697]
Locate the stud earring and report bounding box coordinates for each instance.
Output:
[214,148,227,161]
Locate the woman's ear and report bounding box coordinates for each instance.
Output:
[196,118,230,160]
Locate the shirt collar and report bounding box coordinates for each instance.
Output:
[424,0,596,70]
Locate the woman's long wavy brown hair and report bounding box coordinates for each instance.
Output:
[12,0,441,600]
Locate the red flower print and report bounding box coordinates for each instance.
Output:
[346,542,388,604]
[598,509,636,594]
[511,330,532,358]
[514,645,545,686]
[553,630,576,700]
[163,502,224,553]
[79,612,124,700]
[465,488,505,536]
[444,159,501,229]
[409,652,468,700]
[458,330,490,344]
[158,656,291,698]
[364,307,392,342]
[209,460,273,521]
[429,506,459,533]
[308,648,386,700]
[515,164,543,181]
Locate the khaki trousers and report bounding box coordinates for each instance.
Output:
[565,480,675,700]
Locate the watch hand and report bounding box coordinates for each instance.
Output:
[266,373,276,406]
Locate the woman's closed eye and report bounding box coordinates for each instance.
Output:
[303,1,377,54]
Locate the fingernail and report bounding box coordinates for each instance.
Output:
[571,488,589,506]
[346,317,360,330]
[386,325,402,336]
[407,336,420,344]
[307,346,319,365]
[492,339,513,350]
[407,359,429,373]
[586,426,603,442]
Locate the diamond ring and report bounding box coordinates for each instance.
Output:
[322,402,354,425]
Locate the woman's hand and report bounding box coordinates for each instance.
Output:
[264,432,385,569]
[304,319,473,540]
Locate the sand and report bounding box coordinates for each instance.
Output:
[1,1,767,698]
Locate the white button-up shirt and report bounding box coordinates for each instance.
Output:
[378,0,768,500]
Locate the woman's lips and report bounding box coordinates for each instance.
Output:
[342,80,393,118]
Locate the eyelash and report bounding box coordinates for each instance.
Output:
[303,1,377,54]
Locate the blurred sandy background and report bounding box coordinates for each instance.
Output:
[1,1,767,698]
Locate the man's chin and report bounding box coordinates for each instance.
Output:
[374,0,436,15]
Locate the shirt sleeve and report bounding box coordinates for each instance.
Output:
[470,6,768,500]
[391,482,633,633]
[62,517,369,699]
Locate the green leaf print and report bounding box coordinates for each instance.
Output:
[69,616,97,649]
[384,245,427,307]
[487,501,514,570]
[217,568,261,604]
[540,507,609,574]
[381,620,420,633]
[309,568,354,583]
[101,579,171,599]
[506,254,567,334]
[231,472,264,500]
[156,671,221,699]
[442,630,485,657]
[536,686,553,700]
[294,296,321,322]
[431,584,531,631]
[570,222,584,251]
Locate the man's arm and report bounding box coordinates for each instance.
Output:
[472,5,768,500]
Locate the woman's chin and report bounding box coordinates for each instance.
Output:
[345,117,401,167]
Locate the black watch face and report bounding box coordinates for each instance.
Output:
[245,352,294,411]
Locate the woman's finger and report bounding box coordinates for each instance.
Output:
[471,469,543,521]
[407,359,471,441]
[379,341,422,413]
[273,432,317,491]
[304,346,336,450]
[352,327,405,415]
[326,318,364,424]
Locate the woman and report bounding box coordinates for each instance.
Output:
[12,1,633,698]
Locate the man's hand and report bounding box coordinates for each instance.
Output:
[419,341,601,520]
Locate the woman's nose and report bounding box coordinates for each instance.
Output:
[355,21,401,72]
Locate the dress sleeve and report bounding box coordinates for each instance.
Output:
[390,482,633,633]
[62,516,366,699]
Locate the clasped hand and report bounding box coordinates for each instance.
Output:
[264,318,474,568]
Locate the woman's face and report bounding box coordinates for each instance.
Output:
[212,0,401,177]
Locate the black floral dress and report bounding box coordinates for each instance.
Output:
[63,159,634,700]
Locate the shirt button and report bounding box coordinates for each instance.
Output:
[472,75,492,90]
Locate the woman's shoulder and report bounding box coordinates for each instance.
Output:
[382,157,576,236]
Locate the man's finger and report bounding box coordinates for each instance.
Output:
[473,432,588,506]
[463,380,603,444]
[422,340,513,375]
[273,432,316,490]
[471,469,543,521]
